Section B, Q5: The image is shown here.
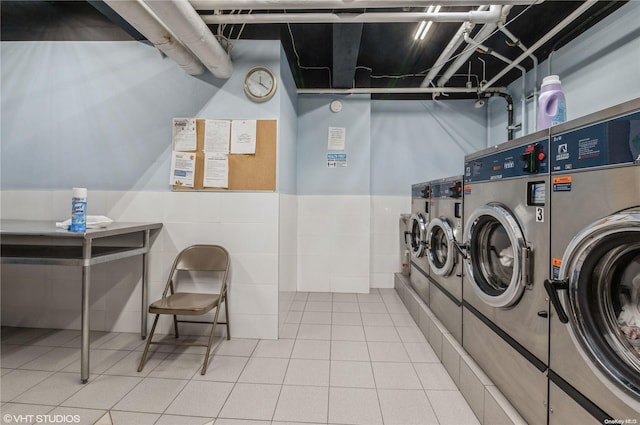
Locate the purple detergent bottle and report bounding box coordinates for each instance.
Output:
[537,75,567,131]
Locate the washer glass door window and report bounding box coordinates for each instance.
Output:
[558,210,640,400]
[411,213,428,258]
[427,217,457,276]
[465,203,530,308]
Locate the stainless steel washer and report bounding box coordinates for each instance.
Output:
[545,99,640,424]
[410,181,431,304]
[426,176,464,343]
[462,132,551,425]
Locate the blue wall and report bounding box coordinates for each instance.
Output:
[1,41,216,191]
[297,94,371,195]
[370,100,486,196]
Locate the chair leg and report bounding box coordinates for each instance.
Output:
[201,306,222,375]
[138,314,160,372]
[173,314,179,338]
[224,297,231,340]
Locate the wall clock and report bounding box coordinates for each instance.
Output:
[243,66,277,102]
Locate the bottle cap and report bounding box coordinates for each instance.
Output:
[541,75,561,87]
[72,188,87,198]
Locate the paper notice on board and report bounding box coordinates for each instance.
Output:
[204,119,231,153]
[230,119,257,154]
[173,118,197,151]
[203,153,229,188]
[170,151,196,187]
[328,127,346,150]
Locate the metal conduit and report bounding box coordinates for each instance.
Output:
[201,6,503,25]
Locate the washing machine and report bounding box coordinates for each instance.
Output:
[426,176,464,343]
[399,213,412,276]
[462,131,551,425]
[544,98,640,424]
[410,181,431,304]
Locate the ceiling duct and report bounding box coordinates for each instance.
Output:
[144,0,233,79]
[103,0,204,75]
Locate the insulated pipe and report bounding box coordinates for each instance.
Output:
[482,0,598,90]
[419,5,489,88]
[201,6,503,25]
[499,25,538,133]
[192,0,534,9]
[144,0,233,79]
[464,32,526,135]
[103,0,204,75]
[297,86,507,94]
[435,5,512,88]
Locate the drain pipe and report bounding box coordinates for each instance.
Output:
[419,5,489,89]
[464,31,525,136]
[480,92,515,140]
[103,0,204,75]
[499,25,538,134]
[144,0,233,78]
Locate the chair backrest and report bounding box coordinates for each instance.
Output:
[164,245,230,297]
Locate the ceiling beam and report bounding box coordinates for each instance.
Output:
[332,24,363,89]
[192,0,536,10]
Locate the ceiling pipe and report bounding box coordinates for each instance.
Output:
[464,31,526,135]
[103,0,204,75]
[419,5,489,88]
[297,86,507,94]
[201,6,503,25]
[482,0,598,91]
[499,24,538,132]
[192,0,535,9]
[144,0,233,79]
[435,5,512,89]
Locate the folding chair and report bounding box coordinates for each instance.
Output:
[138,244,230,375]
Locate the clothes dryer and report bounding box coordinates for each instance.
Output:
[544,99,640,424]
[462,132,551,424]
[409,182,431,304]
[426,176,464,343]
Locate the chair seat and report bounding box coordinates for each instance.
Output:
[149,293,220,315]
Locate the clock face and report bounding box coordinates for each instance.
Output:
[244,67,277,102]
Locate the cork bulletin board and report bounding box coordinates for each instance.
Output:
[171,119,277,191]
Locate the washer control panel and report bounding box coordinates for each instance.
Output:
[465,139,549,183]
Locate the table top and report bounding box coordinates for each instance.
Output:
[0,220,163,240]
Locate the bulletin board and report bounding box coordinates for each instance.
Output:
[171,119,277,191]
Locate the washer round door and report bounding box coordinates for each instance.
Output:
[410,213,428,258]
[427,217,457,276]
[557,209,640,403]
[464,203,530,308]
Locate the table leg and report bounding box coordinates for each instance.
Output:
[141,230,150,339]
[81,239,92,384]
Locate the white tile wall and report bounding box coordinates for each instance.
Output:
[1,190,411,336]
[297,195,371,293]
[1,190,281,340]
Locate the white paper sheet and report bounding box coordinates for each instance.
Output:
[204,119,231,153]
[230,119,257,154]
[327,127,346,150]
[172,118,197,151]
[170,151,196,187]
[203,152,229,188]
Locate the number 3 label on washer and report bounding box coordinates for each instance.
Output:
[536,207,544,223]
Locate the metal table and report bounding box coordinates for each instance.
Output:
[0,220,163,383]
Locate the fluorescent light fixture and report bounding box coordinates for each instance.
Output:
[415,5,441,41]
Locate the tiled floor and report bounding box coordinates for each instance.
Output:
[0,289,479,425]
